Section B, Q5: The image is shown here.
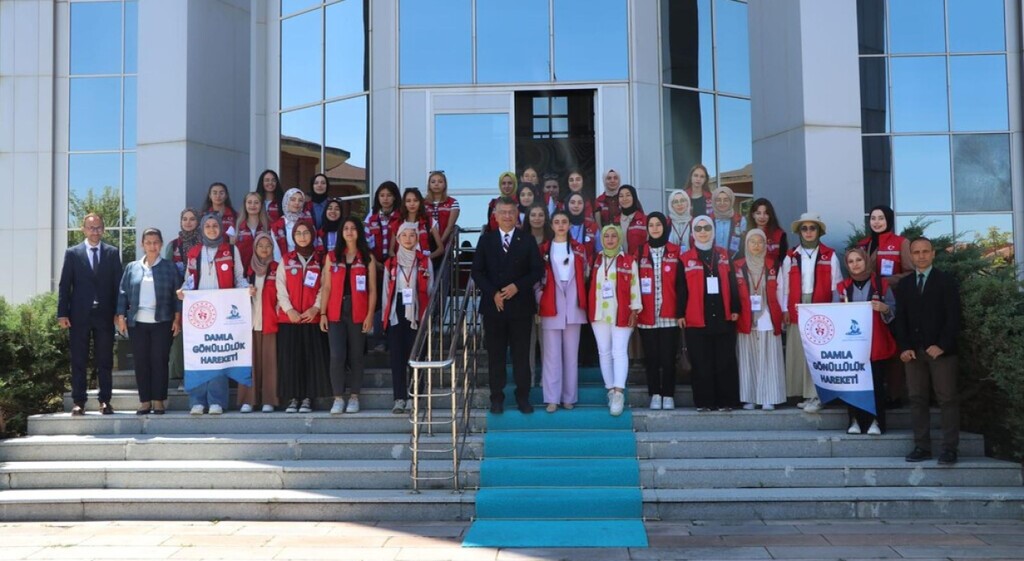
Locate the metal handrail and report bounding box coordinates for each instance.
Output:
[407,228,481,492]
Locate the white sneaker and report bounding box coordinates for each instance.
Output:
[742,403,756,410]
[330,398,345,415]
[662,396,675,410]
[867,420,882,435]
[239,404,253,414]
[190,404,204,416]
[392,399,406,414]
[345,396,360,414]
[803,398,822,413]
[261,404,274,413]
[649,395,662,410]
[607,389,614,407]
[848,419,862,434]
[298,398,313,414]
[762,404,775,411]
[285,399,299,414]
[609,391,625,417]
[208,404,223,415]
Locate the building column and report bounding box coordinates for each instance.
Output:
[748,0,864,249]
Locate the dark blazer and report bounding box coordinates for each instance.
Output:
[471,228,544,318]
[58,242,124,321]
[894,267,960,354]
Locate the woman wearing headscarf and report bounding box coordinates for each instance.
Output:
[486,171,518,232]
[178,212,249,415]
[667,190,693,252]
[711,186,746,258]
[684,164,713,217]
[537,210,590,412]
[588,225,642,416]
[857,205,912,284]
[616,184,647,256]
[565,192,599,256]
[594,169,622,229]
[238,233,280,413]
[164,208,200,387]
[745,198,788,262]
[271,188,311,260]
[309,173,330,230]
[318,199,343,253]
[837,247,896,435]
[382,222,434,414]
[679,215,740,412]
[734,229,786,410]
[781,212,842,413]
[559,169,596,220]
[276,220,331,414]
[637,213,684,409]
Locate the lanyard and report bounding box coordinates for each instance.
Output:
[701,251,718,277]
[398,264,415,285]
[748,265,765,293]
[602,254,616,279]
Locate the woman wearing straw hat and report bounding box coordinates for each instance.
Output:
[780,212,842,413]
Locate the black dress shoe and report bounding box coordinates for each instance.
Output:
[100,402,115,415]
[489,402,504,415]
[152,408,166,415]
[71,404,85,416]
[517,401,535,414]
[905,447,932,462]
[938,450,958,465]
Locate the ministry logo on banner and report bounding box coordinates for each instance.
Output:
[183,288,253,391]
[797,301,876,415]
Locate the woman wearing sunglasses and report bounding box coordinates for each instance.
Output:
[636,213,684,410]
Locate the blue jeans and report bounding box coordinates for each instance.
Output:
[188,376,229,408]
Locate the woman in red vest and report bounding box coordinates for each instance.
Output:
[163,207,200,388]
[564,192,598,256]
[679,215,740,412]
[734,229,786,411]
[616,185,647,256]
[318,199,343,253]
[588,225,642,416]
[393,188,441,259]
[684,163,713,218]
[201,182,237,237]
[237,233,279,413]
[320,217,378,415]
[636,212,684,410]
[233,192,269,273]
[515,183,540,227]
[271,188,312,259]
[858,205,912,283]
[559,170,596,220]
[276,220,331,414]
[667,190,693,251]
[744,198,788,263]
[256,169,283,222]
[366,181,402,265]
[425,171,460,258]
[485,172,518,232]
[837,247,897,435]
[537,210,590,412]
[382,222,433,413]
[179,213,249,416]
[594,169,622,229]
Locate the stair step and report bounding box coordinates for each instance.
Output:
[475,487,644,519]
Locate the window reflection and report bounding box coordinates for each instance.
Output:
[661,0,713,89]
[948,0,1005,53]
[663,88,716,189]
[124,1,138,73]
[281,9,323,109]
[399,0,472,85]
[895,214,953,238]
[953,134,1011,212]
[124,77,137,149]
[859,58,887,133]
[857,0,886,55]
[950,55,1008,132]
[326,0,368,99]
[70,2,122,75]
[714,0,749,96]
[553,0,628,81]
[955,214,1013,256]
[70,78,122,151]
[888,0,945,54]
[325,96,368,196]
[280,105,323,188]
[477,0,550,83]
[717,96,752,179]
[69,153,122,228]
[123,153,136,227]
[893,135,951,213]
[434,113,510,190]
[862,136,892,210]
[282,0,321,17]
[890,56,947,132]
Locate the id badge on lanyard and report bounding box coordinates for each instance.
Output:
[640,277,653,295]
[303,270,318,288]
[602,283,615,299]
[402,288,414,305]
[750,294,762,311]
[706,277,720,294]
[880,258,894,276]
[355,275,367,292]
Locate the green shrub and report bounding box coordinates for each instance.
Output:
[0,292,71,436]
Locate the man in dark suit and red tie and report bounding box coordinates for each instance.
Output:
[472,197,544,414]
[58,213,124,415]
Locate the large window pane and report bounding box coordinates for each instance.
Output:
[554,0,628,81]
[70,78,122,151]
[325,96,369,196]
[862,136,892,210]
[281,9,323,109]
[399,0,472,85]
[950,55,1008,132]
[663,88,716,189]
[69,153,121,228]
[893,135,951,213]
[888,0,945,54]
[123,152,136,228]
[890,56,947,132]
[895,214,952,238]
[859,57,888,133]
[718,96,752,177]
[948,0,1005,53]
[953,134,1011,212]
[280,105,323,188]
[477,0,550,83]
[661,0,713,89]
[325,0,368,98]
[434,113,510,190]
[124,1,138,74]
[123,76,137,149]
[282,0,321,17]
[715,0,749,96]
[70,2,122,75]
[857,0,886,55]
[955,213,1013,249]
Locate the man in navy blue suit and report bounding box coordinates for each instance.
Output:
[471,198,544,414]
[58,213,124,415]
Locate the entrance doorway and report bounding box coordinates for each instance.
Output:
[514,90,596,200]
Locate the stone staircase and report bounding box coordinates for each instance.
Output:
[1,360,1022,521]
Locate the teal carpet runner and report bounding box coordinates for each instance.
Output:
[463,366,648,548]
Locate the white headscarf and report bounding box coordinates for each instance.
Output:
[711,186,736,220]
[692,215,714,251]
[667,189,692,247]
[283,188,305,223]
[395,222,421,329]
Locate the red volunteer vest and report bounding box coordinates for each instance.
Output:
[595,191,620,225]
[538,240,589,318]
[858,231,906,277]
[254,261,279,335]
[326,251,370,323]
[277,250,324,323]
[587,253,636,328]
[837,275,898,361]
[637,242,681,326]
[764,227,785,263]
[382,254,431,330]
[366,210,401,263]
[185,243,237,289]
[680,247,733,328]
[620,211,647,256]
[234,222,265,273]
[734,257,783,335]
[786,244,836,322]
[425,197,458,237]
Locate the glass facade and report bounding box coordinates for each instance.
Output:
[857,0,1014,250]
[662,0,753,205]
[68,0,137,262]
[280,0,370,218]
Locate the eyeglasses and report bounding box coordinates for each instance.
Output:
[693,225,713,232]
[800,225,819,232]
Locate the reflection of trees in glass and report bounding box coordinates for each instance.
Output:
[67,186,135,262]
[953,135,1011,213]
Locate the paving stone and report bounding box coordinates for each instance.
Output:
[824,533,987,546]
[767,546,900,558]
[896,546,1024,558]
[627,546,771,559]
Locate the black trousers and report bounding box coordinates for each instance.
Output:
[639,326,680,397]
[70,308,115,405]
[127,321,173,402]
[484,314,533,405]
[327,296,367,396]
[685,328,739,409]
[387,299,417,401]
[847,359,888,432]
